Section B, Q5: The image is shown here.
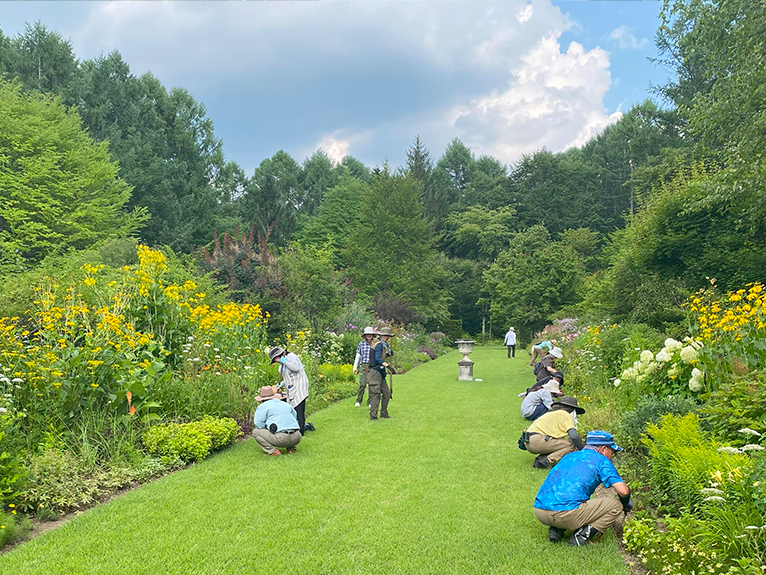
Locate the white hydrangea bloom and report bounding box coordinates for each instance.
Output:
[613,379,621,387]
[655,349,672,362]
[680,346,698,363]
[640,350,654,363]
[665,338,682,352]
[689,378,703,392]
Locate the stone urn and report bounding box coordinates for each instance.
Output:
[455,339,476,380]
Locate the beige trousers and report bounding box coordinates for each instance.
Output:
[525,434,574,465]
[252,428,301,454]
[534,497,623,533]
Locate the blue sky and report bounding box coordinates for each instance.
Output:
[0,1,668,175]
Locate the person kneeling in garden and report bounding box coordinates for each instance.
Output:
[519,372,564,421]
[523,396,584,468]
[533,430,631,547]
[253,386,301,456]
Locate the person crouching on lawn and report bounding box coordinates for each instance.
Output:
[519,372,564,421]
[533,430,632,546]
[252,386,301,456]
[523,396,584,468]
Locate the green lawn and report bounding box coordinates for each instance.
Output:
[0,347,630,574]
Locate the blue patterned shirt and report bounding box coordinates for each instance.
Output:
[356,340,372,364]
[534,446,623,511]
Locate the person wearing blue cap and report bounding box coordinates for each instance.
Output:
[532,430,632,547]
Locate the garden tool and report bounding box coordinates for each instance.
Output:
[387,365,395,399]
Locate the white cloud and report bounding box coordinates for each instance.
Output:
[315,136,350,165]
[516,3,534,23]
[608,25,649,50]
[449,31,622,164]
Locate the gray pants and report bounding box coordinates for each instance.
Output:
[367,368,390,418]
[356,364,369,404]
[252,428,301,454]
[534,497,623,533]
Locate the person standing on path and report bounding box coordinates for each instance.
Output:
[252,386,301,456]
[353,327,376,407]
[533,430,632,546]
[504,327,517,358]
[523,396,585,468]
[269,346,309,434]
[367,326,394,420]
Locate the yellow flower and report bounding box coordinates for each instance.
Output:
[91,383,99,388]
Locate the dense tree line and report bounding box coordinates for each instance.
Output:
[2,1,764,340]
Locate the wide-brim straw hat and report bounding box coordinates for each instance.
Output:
[554,395,585,414]
[378,326,395,336]
[268,347,286,363]
[362,326,377,336]
[255,385,284,401]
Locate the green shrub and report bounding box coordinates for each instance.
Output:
[619,396,698,452]
[0,509,31,548]
[19,448,101,514]
[143,416,240,463]
[701,375,766,444]
[643,413,750,512]
[186,416,241,450]
[143,423,212,463]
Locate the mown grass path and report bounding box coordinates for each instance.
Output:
[0,347,630,574]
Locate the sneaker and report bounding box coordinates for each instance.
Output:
[568,524,601,547]
[355,402,361,407]
[304,422,316,432]
[548,527,566,543]
[380,414,391,419]
[532,455,551,469]
[370,415,378,420]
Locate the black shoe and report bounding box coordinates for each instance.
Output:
[304,422,316,432]
[380,414,391,419]
[568,524,601,547]
[532,455,551,469]
[548,527,566,543]
[370,415,378,420]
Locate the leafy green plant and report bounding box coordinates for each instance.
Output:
[186,416,241,450]
[701,375,766,444]
[142,423,212,463]
[19,448,101,514]
[619,395,698,452]
[0,509,31,548]
[642,413,750,513]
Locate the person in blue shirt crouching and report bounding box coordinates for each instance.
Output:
[252,386,302,456]
[533,430,632,546]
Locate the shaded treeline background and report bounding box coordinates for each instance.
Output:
[2,0,764,341]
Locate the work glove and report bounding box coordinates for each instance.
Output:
[622,500,633,513]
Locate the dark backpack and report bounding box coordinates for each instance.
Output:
[533,361,543,376]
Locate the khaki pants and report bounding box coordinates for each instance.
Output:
[534,497,623,533]
[356,364,369,404]
[252,428,301,454]
[367,368,390,418]
[525,434,574,465]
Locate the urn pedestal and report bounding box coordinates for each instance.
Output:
[456,340,476,381]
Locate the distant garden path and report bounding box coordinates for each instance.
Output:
[0,347,629,574]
